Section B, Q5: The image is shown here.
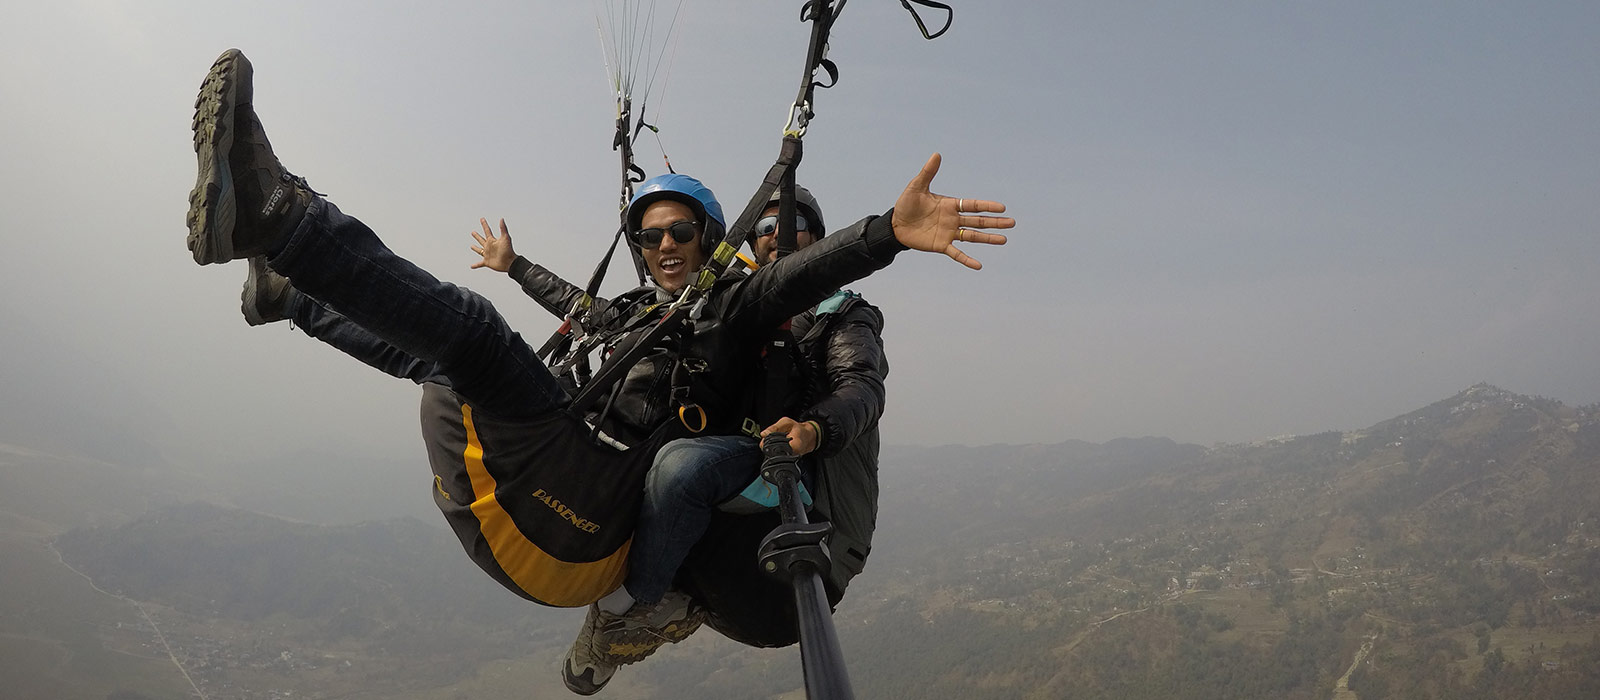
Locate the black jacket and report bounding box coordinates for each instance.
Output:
[507,213,902,446]
[673,292,888,647]
[792,292,886,594]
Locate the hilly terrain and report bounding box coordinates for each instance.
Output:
[8,384,1600,698]
[846,384,1600,699]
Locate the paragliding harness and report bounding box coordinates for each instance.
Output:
[528,94,647,389]
[413,0,945,632]
[431,1,946,694]
[562,0,950,420]
[525,2,950,698]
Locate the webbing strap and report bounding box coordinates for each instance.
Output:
[776,165,800,260]
[730,136,803,253]
[564,0,833,415]
[566,137,803,417]
[786,0,842,138]
[613,97,651,285]
[539,97,651,369]
[536,317,574,363]
[899,0,953,40]
[537,226,623,364]
[760,319,799,426]
[563,0,954,423]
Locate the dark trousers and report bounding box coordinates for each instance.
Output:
[268,197,568,419]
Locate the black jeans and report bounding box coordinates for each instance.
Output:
[268,197,568,419]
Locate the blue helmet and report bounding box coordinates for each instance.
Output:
[627,173,726,253]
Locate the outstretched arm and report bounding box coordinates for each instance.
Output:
[721,153,1017,332]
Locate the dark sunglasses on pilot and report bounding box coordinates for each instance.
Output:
[630,220,700,248]
[753,214,810,238]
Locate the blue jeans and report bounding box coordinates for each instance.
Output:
[626,435,764,604]
[626,435,817,603]
[267,197,567,419]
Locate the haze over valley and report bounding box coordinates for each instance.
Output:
[6,384,1600,698]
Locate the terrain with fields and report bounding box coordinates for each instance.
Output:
[6,384,1600,698]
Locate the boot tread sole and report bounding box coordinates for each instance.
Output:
[186,49,247,265]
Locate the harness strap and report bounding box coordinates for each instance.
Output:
[538,96,650,369]
[536,289,595,363]
[570,301,686,415]
[759,318,800,427]
[786,0,843,138]
[566,0,952,421]
[899,0,954,40]
[569,131,806,417]
[776,157,801,259]
[612,97,651,285]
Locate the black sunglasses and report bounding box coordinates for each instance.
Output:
[631,220,700,248]
[754,214,810,238]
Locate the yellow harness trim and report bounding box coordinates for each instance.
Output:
[460,403,629,607]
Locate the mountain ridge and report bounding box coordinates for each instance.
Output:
[17,383,1600,698]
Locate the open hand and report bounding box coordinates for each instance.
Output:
[469,218,517,272]
[891,153,1013,270]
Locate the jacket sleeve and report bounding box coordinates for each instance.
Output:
[715,212,906,336]
[801,302,888,458]
[508,256,586,318]
[507,255,637,328]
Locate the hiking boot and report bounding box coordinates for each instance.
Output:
[186,48,311,265]
[561,591,706,695]
[241,257,293,326]
[563,605,619,696]
[599,590,706,664]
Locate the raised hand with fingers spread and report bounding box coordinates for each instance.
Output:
[469,217,518,272]
[890,153,1014,270]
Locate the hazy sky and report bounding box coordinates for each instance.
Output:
[2,1,1597,467]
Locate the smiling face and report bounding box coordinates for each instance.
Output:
[638,199,707,293]
[751,204,817,264]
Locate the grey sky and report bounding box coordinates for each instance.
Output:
[2,1,1597,469]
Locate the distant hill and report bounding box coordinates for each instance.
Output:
[877,436,1205,552]
[58,503,500,625]
[25,385,1600,699]
[52,502,577,695]
[843,384,1600,699]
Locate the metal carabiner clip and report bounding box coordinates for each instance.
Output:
[784,100,812,138]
